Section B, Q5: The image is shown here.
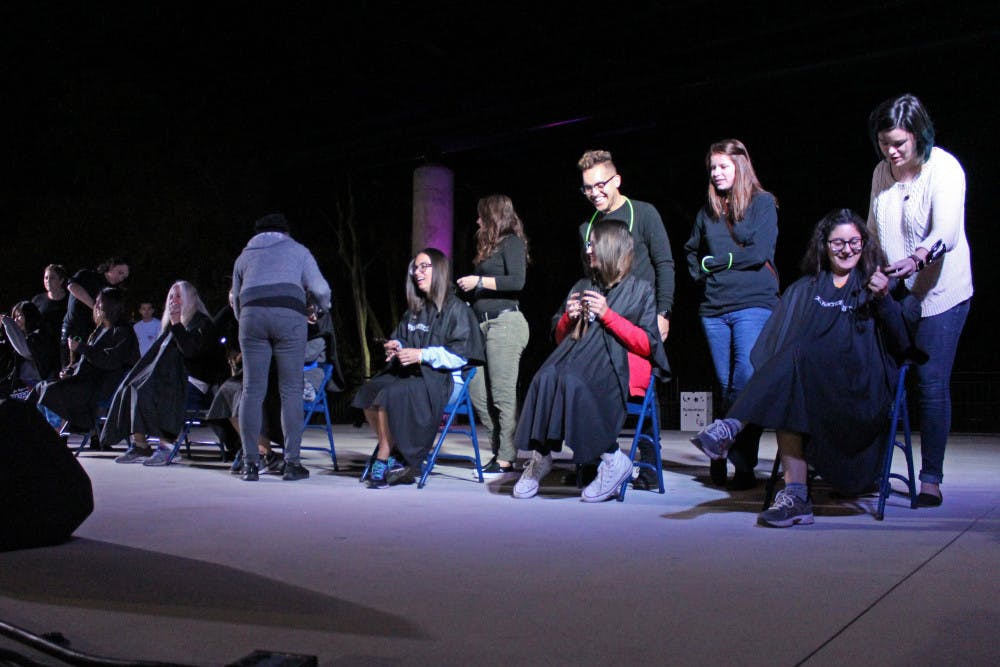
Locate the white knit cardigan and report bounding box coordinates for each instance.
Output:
[867,146,973,317]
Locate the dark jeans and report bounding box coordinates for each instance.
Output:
[239,307,307,466]
[915,299,970,484]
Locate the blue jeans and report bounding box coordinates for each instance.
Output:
[702,307,772,472]
[915,299,970,485]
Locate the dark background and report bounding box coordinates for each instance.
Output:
[3,2,997,426]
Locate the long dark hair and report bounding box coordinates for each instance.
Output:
[800,209,885,279]
[11,301,43,333]
[474,194,530,264]
[95,287,129,328]
[868,93,935,163]
[573,219,634,340]
[406,247,450,313]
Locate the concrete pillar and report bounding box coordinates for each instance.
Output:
[412,164,454,258]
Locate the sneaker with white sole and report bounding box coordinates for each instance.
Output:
[690,418,741,460]
[142,447,174,467]
[581,449,633,502]
[512,451,552,499]
[757,489,815,527]
[115,446,152,464]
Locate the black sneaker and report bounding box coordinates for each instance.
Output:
[282,461,310,481]
[262,452,284,475]
[482,459,515,476]
[241,463,259,482]
[386,460,414,485]
[632,467,659,491]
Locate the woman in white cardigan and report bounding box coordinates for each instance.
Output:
[867,93,973,508]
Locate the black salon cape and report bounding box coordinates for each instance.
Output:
[514,274,669,464]
[731,270,920,494]
[100,312,221,447]
[351,294,484,468]
[35,324,139,432]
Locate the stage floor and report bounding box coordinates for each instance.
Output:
[2,425,999,666]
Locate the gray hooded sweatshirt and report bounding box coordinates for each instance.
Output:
[231,232,331,317]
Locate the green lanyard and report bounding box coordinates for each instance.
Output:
[584,197,634,241]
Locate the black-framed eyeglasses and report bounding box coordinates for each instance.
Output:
[827,237,864,252]
[409,262,433,276]
[580,174,618,195]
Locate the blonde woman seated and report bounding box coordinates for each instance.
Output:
[513,219,668,502]
[103,281,226,466]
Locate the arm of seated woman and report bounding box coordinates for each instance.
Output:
[599,308,652,357]
[418,346,468,370]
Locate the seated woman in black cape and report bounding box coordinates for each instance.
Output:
[2,301,58,397]
[34,286,140,436]
[691,209,920,527]
[352,247,484,488]
[513,219,669,502]
[103,280,226,466]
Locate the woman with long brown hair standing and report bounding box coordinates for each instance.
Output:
[457,194,530,476]
[684,139,779,490]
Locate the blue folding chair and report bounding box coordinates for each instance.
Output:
[169,410,227,462]
[359,367,483,487]
[418,367,483,488]
[617,375,665,502]
[301,361,338,470]
[876,362,919,520]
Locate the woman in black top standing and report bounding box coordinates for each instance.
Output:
[457,195,530,475]
[684,139,779,490]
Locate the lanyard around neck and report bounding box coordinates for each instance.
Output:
[585,197,634,242]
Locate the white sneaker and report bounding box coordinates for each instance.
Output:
[512,451,552,499]
[581,449,633,502]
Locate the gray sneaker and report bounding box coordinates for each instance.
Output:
[142,447,174,467]
[690,418,741,460]
[115,446,152,464]
[581,449,633,502]
[512,451,552,499]
[757,489,815,527]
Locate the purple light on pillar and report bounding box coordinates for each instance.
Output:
[412,164,454,259]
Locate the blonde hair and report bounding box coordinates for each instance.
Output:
[161,280,209,331]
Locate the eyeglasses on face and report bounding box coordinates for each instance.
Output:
[826,237,864,252]
[580,174,618,195]
[409,262,433,276]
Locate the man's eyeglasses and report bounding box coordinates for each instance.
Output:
[409,262,433,276]
[580,174,618,195]
[827,237,864,252]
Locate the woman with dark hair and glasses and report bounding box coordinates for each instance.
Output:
[352,248,484,488]
[691,209,920,527]
[867,93,972,508]
[34,287,140,434]
[512,219,669,502]
[456,194,530,476]
[684,139,779,490]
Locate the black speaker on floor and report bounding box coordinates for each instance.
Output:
[0,398,94,551]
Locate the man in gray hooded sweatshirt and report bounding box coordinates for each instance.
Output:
[232,213,331,481]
